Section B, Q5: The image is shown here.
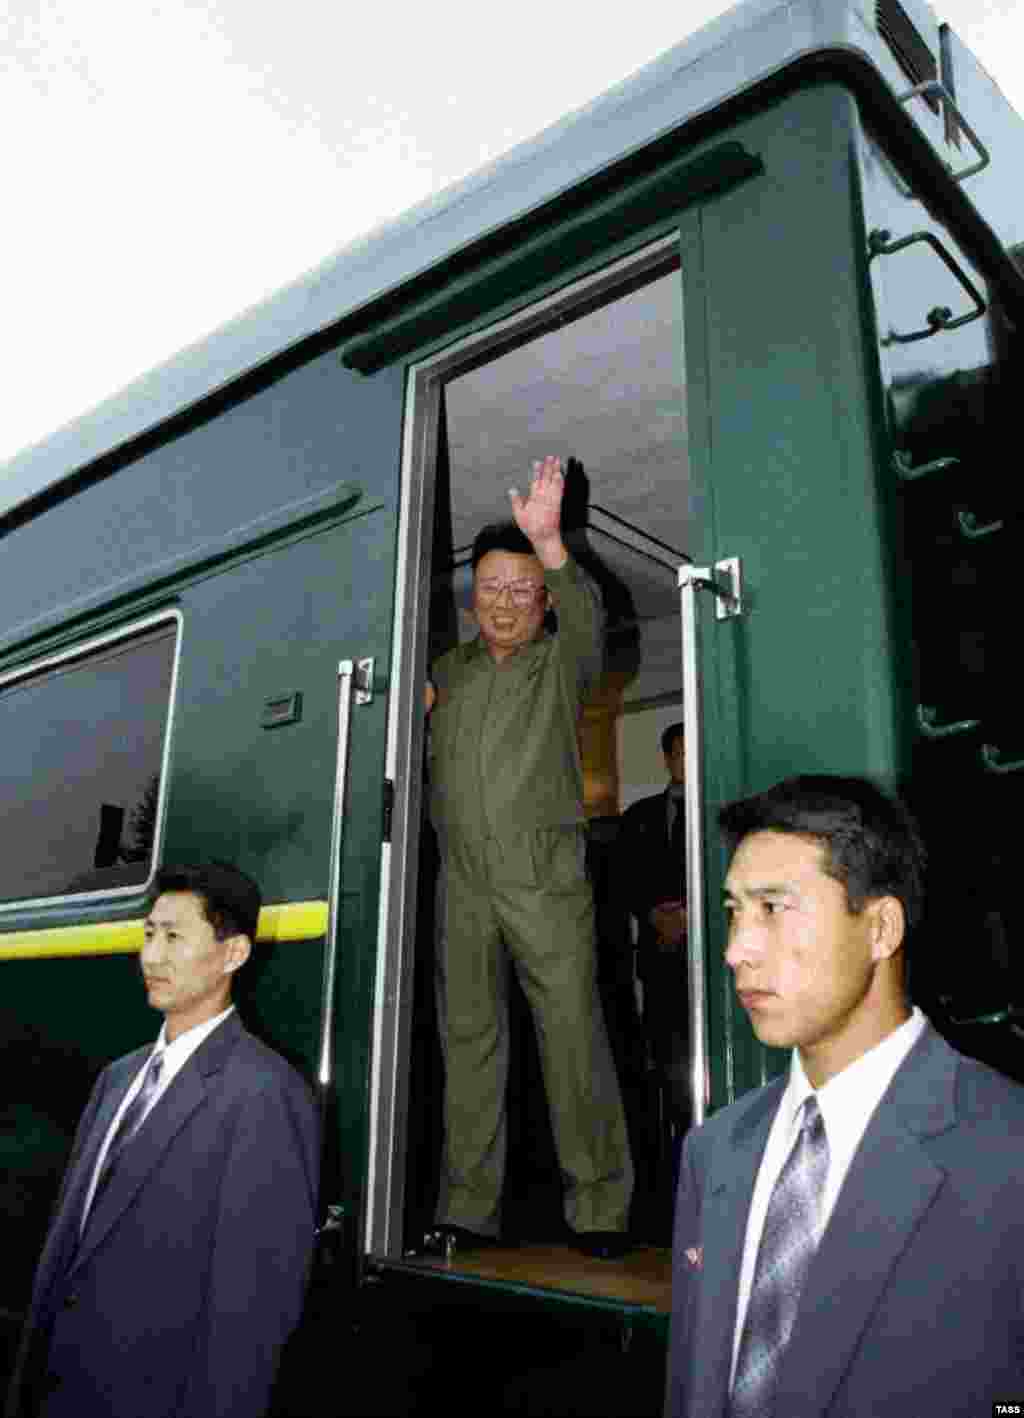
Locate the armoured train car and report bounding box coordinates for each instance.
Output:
[3,0,1023,1408]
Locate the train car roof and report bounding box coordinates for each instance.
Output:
[0,0,979,523]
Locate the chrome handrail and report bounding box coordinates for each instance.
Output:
[318,659,356,1088]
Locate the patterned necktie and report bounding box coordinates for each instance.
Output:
[731,1094,829,1418]
[90,1050,165,1204]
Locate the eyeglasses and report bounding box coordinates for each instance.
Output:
[475,579,546,606]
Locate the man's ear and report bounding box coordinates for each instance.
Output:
[223,933,252,975]
[869,895,905,961]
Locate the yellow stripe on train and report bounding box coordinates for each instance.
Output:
[0,900,329,960]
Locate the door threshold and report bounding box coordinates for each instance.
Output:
[369,1241,672,1318]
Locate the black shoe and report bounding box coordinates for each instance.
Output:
[569,1229,632,1260]
[421,1224,501,1257]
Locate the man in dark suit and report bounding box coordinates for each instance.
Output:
[665,775,1024,1418]
[618,722,689,1135]
[6,863,319,1418]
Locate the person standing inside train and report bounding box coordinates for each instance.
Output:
[424,454,633,1258]
[618,721,690,1140]
[5,862,319,1418]
[665,775,1024,1417]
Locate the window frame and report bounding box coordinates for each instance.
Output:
[0,607,184,915]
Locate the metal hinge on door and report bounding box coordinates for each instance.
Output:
[354,657,375,705]
[381,778,394,843]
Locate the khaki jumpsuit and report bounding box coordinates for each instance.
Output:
[429,556,633,1236]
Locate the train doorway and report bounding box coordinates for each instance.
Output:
[371,236,700,1302]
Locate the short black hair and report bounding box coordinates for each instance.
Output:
[719,775,927,933]
[661,722,684,755]
[471,520,537,571]
[154,861,262,944]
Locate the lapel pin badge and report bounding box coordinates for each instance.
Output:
[685,1246,703,1270]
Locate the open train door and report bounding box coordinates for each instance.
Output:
[674,69,1024,1107]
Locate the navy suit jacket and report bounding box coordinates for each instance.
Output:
[6,1012,319,1418]
[665,1022,1024,1417]
[618,789,685,964]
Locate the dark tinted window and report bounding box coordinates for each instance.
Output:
[0,618,178,905]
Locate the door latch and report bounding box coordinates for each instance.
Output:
[354,657,375,705]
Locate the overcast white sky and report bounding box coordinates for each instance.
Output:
[3,0,1022,467]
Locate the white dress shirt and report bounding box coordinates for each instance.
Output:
[729,1006,927,1382]
[80,1005,235,1229]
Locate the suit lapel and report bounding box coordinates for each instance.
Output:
[34,1049,149,1292]
[72,1013,242,1272]
[660,788,673,849]
[65,1052,147,1211]
[688,1080,784,1418]
[775,1025,957,1417]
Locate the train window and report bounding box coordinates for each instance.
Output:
[0,614,180,908]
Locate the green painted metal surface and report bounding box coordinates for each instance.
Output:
[678,83,909,1104]
[339,142,763,374]
[0,359,405,1328]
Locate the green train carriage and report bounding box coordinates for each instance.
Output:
[3,0,1023,1409]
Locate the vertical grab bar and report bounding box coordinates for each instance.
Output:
[679,568,712,1127]
[318,659,356,1092]
[679,560,742,1127]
